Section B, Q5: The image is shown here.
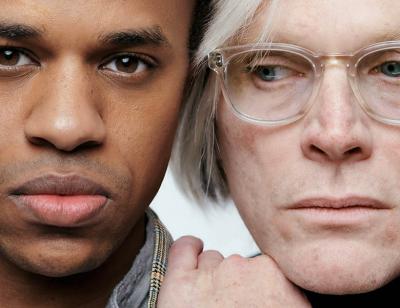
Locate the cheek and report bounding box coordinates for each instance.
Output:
[217,99,299,208]
[100,71,186,205]
[384,129,400,156]
[217,100,295,239]
[217,99,318,252]
[105,63,186,152]
[217,106,258,205]
[383,222,399,246]
[369,125,400,201]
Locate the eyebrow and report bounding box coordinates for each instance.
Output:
[0,22,43,40]
[98,26,171,48]
[382,31,400,42]
[268,30,400,50]
[0,21,170,49]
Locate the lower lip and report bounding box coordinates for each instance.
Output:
[290,207,386,225]
[11,195,108,227]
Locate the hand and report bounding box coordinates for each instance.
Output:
[157,236,311,308]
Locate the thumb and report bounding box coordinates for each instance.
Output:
[167,236,204,272]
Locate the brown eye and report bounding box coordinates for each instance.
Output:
[115,56,139,73]
[102,54,151,75]
[0,48,34,67]
[0,49,19,65]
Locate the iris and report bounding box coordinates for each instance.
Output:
[381,61,400,77]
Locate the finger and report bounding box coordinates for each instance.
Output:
[167,236,204,272]
[198,250,224,270]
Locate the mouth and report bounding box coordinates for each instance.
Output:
[287,197,391,224]
[8,174,111,228]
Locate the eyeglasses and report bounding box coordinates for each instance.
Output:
[208,41,400,126]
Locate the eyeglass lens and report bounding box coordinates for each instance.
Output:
[224,47,400,122]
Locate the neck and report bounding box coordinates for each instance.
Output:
[0,215,146,308]
[305,277,400,307]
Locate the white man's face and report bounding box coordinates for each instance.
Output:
[217,0,400,294]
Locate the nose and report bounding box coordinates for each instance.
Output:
[300,67,373,163]
[24,59,106,152]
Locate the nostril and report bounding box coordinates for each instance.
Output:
[310,144,325,155]
[27,136,101,152]
[308,144,363,160]
[71,140,102,152]
[345,147,362,156]
[28,136,53,147]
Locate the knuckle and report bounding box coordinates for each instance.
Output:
[170,237,203,255]
[173,236,203,248]
[200,250,223,259]
[225,254,244,262]
[223,254,247,269]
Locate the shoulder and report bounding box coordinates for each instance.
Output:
[147,209,173,308]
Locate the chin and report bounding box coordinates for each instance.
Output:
[27,254,104,278]
[1,240,110,278]
[274,243,400,295]
[24,262,98,278]
[289,268,390,295]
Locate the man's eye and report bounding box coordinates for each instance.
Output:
[0,48,35,67]
[379,61,400,78]
[102,55,150,74]
[251,65,293,82]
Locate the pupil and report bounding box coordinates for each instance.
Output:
[381,61,400,77]
[120,57,131,66]
[115,56,139,73]
[263,68,271,76]
[0,49,19,66]
[256,66,276,81]
[4,50,14,60]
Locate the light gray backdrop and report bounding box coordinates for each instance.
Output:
[151,167,259,257]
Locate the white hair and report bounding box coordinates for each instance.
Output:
[195,0,262,63]
[172,0,279,202]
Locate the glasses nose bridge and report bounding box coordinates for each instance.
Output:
[314,54,358,100]
[317,54,353,73]
[314,53,356,77]
[302,51,376,135]
[310,53,362,116]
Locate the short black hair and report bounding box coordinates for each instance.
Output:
[189,0,213,57]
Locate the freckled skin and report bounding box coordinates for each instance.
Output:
[0,0,195,307]
[218,0,400,295]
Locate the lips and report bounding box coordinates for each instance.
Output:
[287,197,391,225]
[9,174,111,227]
[289,197,390,210]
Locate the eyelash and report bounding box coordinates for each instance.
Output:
[0,46,158,83]
[0,47,39,78]
[100,53,157,73]
[0,46,39,62]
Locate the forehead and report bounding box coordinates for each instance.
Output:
[0,0,192,47]
[248,0,400,53]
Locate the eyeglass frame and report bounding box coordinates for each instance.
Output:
[208,40,400,126]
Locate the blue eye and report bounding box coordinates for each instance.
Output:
[253,66,291,81]
[380,61,400,77]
